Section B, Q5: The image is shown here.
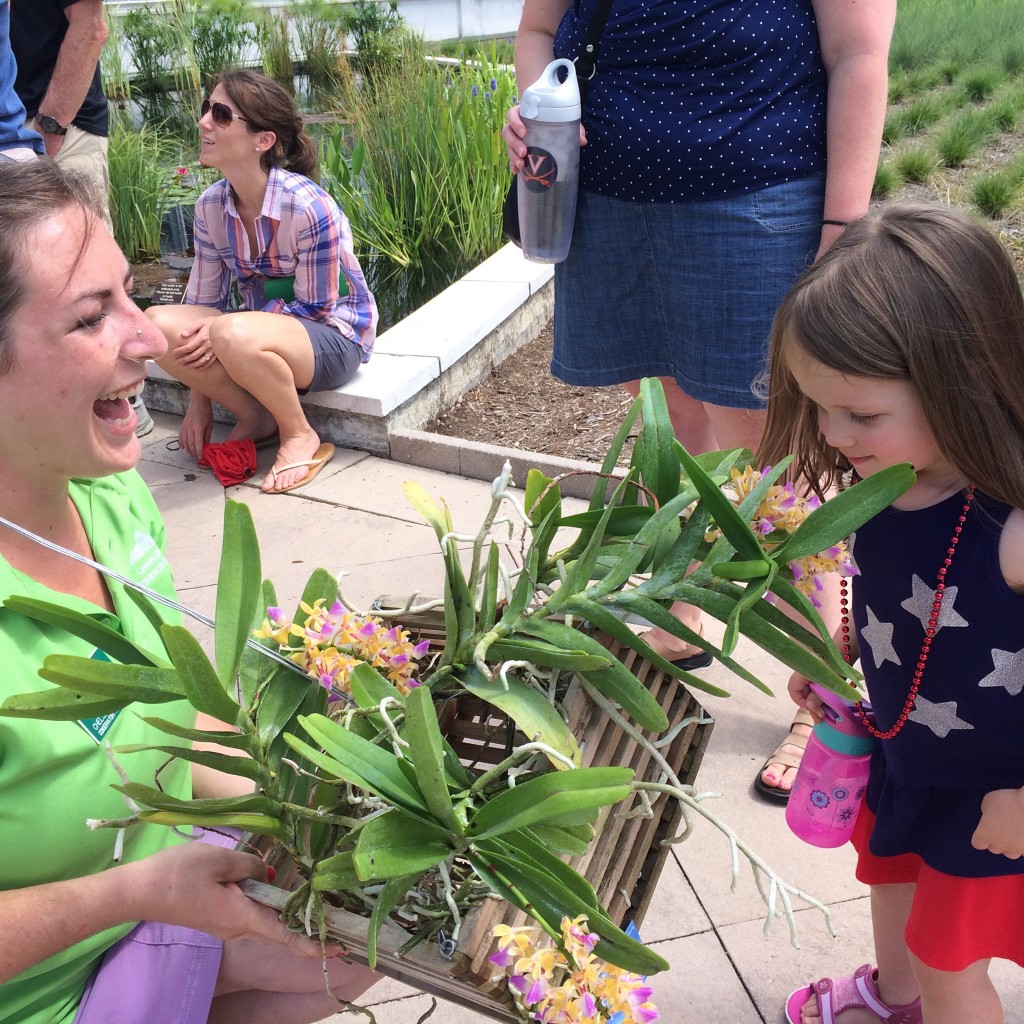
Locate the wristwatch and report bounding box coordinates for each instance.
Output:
[35,113,67,136]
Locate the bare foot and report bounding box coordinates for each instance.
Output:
[796,990,883,1023]
[759,717,812,794]
[637,625,706,662]
[227,409,277,444]
[261,428,323,492]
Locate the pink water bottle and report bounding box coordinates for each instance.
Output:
[786,684,873,848]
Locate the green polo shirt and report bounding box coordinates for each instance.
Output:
[0,472,195,1024]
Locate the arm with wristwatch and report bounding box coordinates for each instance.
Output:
[32,0,107,157]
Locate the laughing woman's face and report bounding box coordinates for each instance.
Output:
[0,207,167,483]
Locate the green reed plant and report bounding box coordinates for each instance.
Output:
[322,50,516,276]
[189,0,260,86]
[872,161,903,199]
[122,7,179,92]
[292,0,351,100]
[935,109,990,167]
[960,67,1003,103]
[346,0,406,78]
[108,117,182,261]
[101,8,132,106]
[971,171,1020,218]
[895,147,937,184]
[257,8,295,88]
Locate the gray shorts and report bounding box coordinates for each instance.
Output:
[299,317,363,393]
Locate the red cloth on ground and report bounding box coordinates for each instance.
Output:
[197,439,257,486]
[852,804,1024,971]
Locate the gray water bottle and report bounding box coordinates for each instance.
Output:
[517,58,581,264]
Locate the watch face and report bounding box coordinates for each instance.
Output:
[37,114,66,135]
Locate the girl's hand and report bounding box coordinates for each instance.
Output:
[787,671,826,722]
[971,788,1024,859]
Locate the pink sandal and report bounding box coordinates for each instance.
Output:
[785,964,922,1024]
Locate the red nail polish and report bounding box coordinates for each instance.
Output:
[267,866,277,882]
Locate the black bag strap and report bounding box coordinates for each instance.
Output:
[574,0,616,92]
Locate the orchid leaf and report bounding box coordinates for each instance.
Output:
[459,665,581,768]
[674,441,765,561]
[112,743,265,781]
[769,464,916,563]
[561,594,733,698]
[3,596,167,667]
[489,637,612,672]
[500,828,601,901]
[480,543,501,633]
[588,397,643,509]
[402,480,449,540]
[349,660,403,707]
[367,872,422,969]
[37,655,186,703]
[557,505,656,536]
[311,850,363,892]
[469,766,633,840]
[404,684,462,834]
[519,618,669,730]
[525,823,594,856]
[475,847,668,976]
[139,809,285,837]
[0,688,127,720]
[353,809,452,879]
[215,501,262,689]
[292,713,430,815]
[115,782,281,818]
[160,624,242,726]
[133,714,254,749]
[631,376,682,508]
[238,579,280,712]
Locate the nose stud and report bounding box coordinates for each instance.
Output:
[137,329,143,335]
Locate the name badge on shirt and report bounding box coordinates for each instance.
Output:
[77,647,121,745]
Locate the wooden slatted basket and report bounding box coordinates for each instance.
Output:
[243,601,713,1020]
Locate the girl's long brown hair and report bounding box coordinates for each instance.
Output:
[757,204,1024,509]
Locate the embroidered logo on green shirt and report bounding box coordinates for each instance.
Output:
[77,647,121,745]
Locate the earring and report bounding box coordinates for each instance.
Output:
[137,329,143,335]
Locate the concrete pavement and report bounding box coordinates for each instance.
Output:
[136,413,1023,1024]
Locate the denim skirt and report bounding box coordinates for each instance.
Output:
[551,173,826,409]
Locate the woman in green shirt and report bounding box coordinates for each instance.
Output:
[0,162,375,1023]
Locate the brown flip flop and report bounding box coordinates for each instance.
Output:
[265,443,335,494]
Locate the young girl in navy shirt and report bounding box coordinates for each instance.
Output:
[760,204,1024,1024]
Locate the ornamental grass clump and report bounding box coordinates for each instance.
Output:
[0,380,915,1021]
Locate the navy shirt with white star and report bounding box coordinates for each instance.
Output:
[552,0,827,201]
[852,490,1024,877]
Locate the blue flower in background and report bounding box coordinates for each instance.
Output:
[472,84,479,97]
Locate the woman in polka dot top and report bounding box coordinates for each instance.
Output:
[503,0,895,801]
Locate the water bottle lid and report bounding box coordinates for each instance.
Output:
[520,59,581,123]
[814,719,875,757]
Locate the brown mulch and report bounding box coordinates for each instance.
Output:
[426,321,638,466]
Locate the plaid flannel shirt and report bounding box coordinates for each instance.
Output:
[186,166,377,359]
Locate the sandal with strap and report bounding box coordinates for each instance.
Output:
[785,964,923,1024]
[753,707,814,803]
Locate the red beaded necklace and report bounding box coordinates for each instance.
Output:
[840,485,975,740]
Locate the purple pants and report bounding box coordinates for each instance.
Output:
[72,830,237,1024]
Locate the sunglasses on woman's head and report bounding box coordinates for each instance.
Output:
[201,98,256,128]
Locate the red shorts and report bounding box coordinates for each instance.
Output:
[852,806,1024,972]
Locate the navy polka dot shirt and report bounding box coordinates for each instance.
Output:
[553,0,827,201]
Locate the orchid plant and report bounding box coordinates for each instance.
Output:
[0,379,913,1022]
